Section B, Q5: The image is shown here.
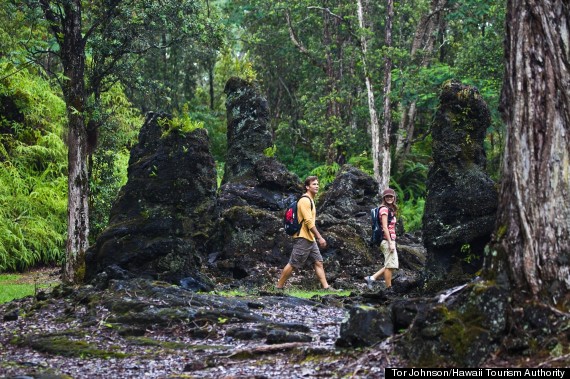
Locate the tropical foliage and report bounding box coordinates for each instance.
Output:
[0,63,67,271]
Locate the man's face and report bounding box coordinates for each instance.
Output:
[307,179,319,194]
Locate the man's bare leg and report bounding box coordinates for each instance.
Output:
[277,263,294,288]
[313,261,330,288]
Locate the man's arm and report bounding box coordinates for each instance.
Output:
[298,197,315,229]
[299,198,326,247]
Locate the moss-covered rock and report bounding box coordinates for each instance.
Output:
[422,79,498,284]
[85,112,218,288]
[398,279,509,366]
[14,332,129,358]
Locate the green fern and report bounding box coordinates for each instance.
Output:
[0,62,67,271]
[397,195,425,232]
[310,163,341,189]
[160,104,204,137]
[263,144,277,158]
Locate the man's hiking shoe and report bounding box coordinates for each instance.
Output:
[275,286,285,292]
[365,276,374,290]
[323,286,340,292]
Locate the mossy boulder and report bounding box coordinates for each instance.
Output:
[398,279,509,367]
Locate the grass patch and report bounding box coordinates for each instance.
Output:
[0,270,58,304]
[287,289,351,298]
[0,283,37,303]
[213,287,351,299]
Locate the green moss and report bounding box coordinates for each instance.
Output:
[150,280,175,288]
[439,305,486,364]
[496,224,508,239]
[157,252,187,273]
[226,205,267,219]
[14,333,129,358]
[415,350,447,368]
[471,279,497,294]
[75,262,86,284]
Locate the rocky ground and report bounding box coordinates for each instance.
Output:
[0,269,402,379]
[1,269,565,379]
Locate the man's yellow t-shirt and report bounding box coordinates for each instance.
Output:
[295,196,316,241]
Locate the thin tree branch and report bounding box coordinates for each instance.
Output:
[307,6,359,41]
[82,0,123,43]
[39,0,63,43]
[306,6,344,22]
[0,61,33,81]
[284,9,326,72]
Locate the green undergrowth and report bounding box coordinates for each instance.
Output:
[0,62,67,271]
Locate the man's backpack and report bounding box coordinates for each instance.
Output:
[284,195,313,236]
[370,206,394,246]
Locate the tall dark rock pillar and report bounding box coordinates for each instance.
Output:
[208,78,302,285]
[422,80,498,284]
[223,77,273,184]
[85,113,218,288]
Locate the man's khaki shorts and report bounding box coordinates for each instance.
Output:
[289,238,323,268]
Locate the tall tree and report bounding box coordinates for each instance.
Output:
[356,0,382,186]
[394,0,446,170]
[379,0,394,191]
[23,0,220,283]
[285,4,351,165]
[487,0,569,304]
[37,0,89,283]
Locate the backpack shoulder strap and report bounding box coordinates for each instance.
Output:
[299,195,313,210]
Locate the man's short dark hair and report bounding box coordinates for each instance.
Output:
[304,176,318,188]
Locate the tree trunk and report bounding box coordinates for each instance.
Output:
[41,0,90,283]
[395,0,447,171]
[487,0,570,306]
[208,63,215,111]
[379,0,394,191]
[285,7,345,165]
[357,0,382,185]
[206,0,215,111]
[322,7,342,165]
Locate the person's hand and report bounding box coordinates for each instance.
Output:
[389,240,396,251]
[318,236,327,248]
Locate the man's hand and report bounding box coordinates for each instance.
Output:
[318,236,327,248]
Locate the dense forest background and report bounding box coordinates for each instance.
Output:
[0,0,505,273]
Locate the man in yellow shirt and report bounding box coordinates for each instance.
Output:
[276,176,337,291]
